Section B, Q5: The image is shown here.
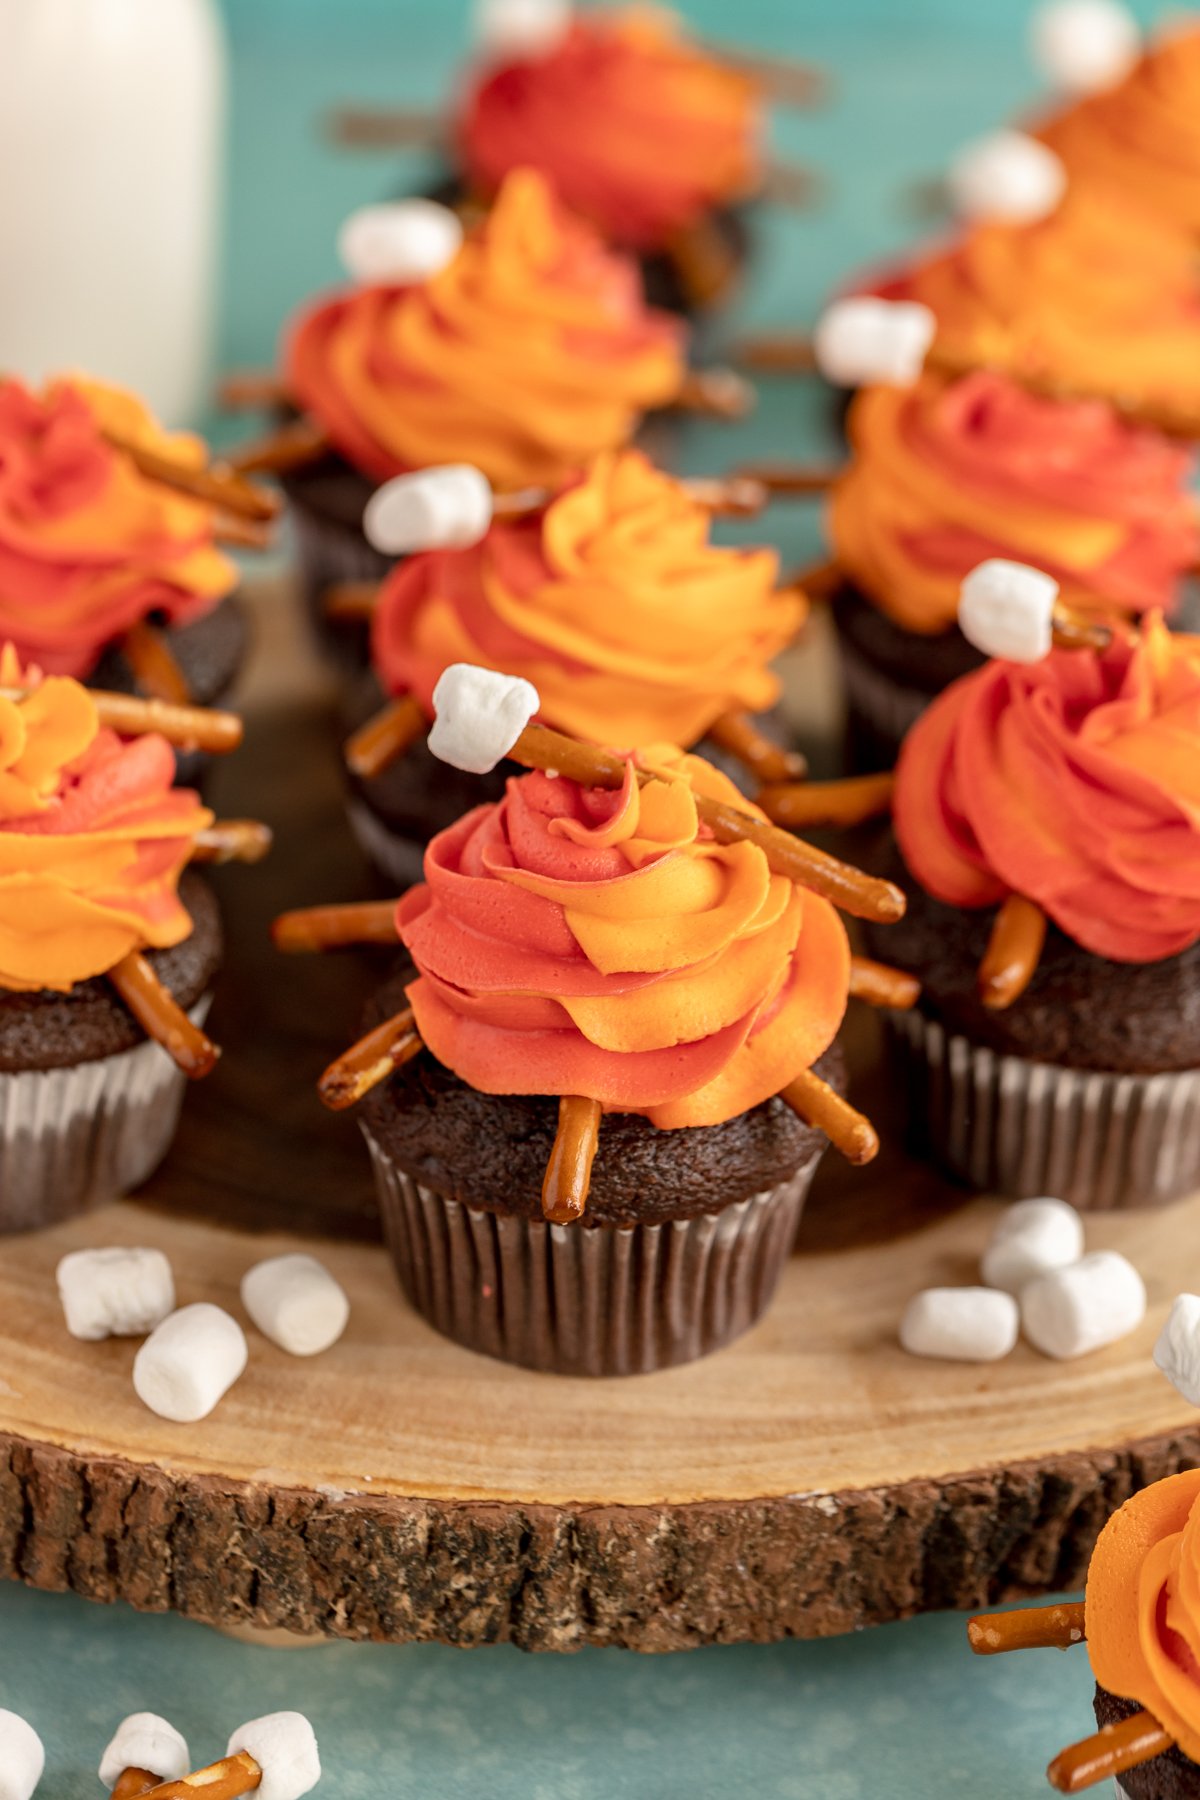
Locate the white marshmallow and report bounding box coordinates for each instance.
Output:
[363,465,494,556]
[56,1246,175,1342]
[981,1199,1085,1296]
[947,130,1067,223]
[473,0,571,61]
[99,1715,190,1789]
[900,1288,1019,1362]
[132,1304,248,1423]
[1153,1293,1200,1407]
[1021,1251,1146,1360]
[429,663,540,774]
[337,200,463,287]
[812,297,937,389]
[1030,0,1141,94]
[241,1255,349,1358]
[958,559,1059,663]
[0,1710,44,1800]
[226,1713,321,1800]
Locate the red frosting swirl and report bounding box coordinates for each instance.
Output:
[396,752,849,1128]
[893,616,1200,963]
[456,8,762,249]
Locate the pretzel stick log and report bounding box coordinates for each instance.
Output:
[225,417,332,477]
[789,557,844,601]
[318,1007,423,1110]
[325,105,443,149]
[700,42,828,104]
[82,692,243,754]
[273,900,401,953]
[344,693,428,780]
[190,820,274,865]
[706,710,808,784]
[100,428,280,522]
[664,215,745,312]
[108,952,220,1079]
[979,894,1046,1011]
[120,621,192,705]
[323,581,382,625]
[780,1068,879,1164]
[217,370,291,410]
[132,1750,263,1800]
[542,1095,603,1224]
[214,515,275,551]
[1046,1711,1174,1794]
[732,333,819,373]
[674,366,756,419]
[112,1772,162,1800]
[848,956,920,1011]
[967,1602,1087,1656]
[734,461,844,495]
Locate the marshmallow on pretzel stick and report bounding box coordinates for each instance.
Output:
[100,1715,191,1799]
[134,1712,320,1800]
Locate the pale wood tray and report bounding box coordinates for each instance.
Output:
[0,582,1196,1651]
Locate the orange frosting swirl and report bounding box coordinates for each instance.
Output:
[396,751,849,1129]
[456,7,762,249]
[0,647,212,992]
[1087,1468,1200,1762]
[284,169,688,489]
[875,186,1200,414]
[893,616,1200,963]
[831,371,1199,635]
[1039,26,1200,236]
[371,449,803,745]
[0,375,237,678]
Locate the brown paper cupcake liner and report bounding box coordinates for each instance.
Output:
[365,1127,823,1375]
[0,997,212,1234]
[835,636,930,762]
[890,1008,1200,1210]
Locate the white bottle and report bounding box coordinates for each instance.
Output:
[0,0,227,424]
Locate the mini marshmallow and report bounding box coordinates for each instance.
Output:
[900,1288,1019,1363]
[132,1304,248,1423]
[1021,1251,1146,1360]
[429,663,540,774]
[337,200,463,287]
[99,1715,190,1790]
[226,1712,321,1800]
[56,1246,175,1342]
[0,1710,44,1800]
[812,297,936,389]
[1030,0,1140,94]
[363,465,494,556]
[947,130,1067,224]
[958,559,1059,663]
[241,1254,349,1358]
[1153,1293,1200,1407]
[980,1198,1085,1297]
[473,0,571,60]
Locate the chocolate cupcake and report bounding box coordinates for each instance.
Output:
[0,652,249,1231]
[272,170,690,628]
[345,450,806,884]
[279,696,898,1375]
[827,369,1200,768]
[863,607,1200,1209]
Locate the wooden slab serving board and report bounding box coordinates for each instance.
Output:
[0,579,1197,1653]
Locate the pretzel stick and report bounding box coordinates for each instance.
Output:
[120,621,191,705]
[706,710,807,784]
[681,475,770,517]
[108,952,220,1079]
[1046,1711,1173,1794]
[734,461,844,495]
[190,820,274,865]
[325,105,443,149]
[732,333,818,374]
[1052,611,1114,653]
[218,371,290,410]
[979,895,1046,1011]
[757,772,894,829]
[87,692,243,754]
[848,956,920,1011]
[225,416,331,477]
[699,42,827,104]
[100,428,279,522]
[111,1772,161,1800]
[134,1750,262,1800]
[664,215,745,312]
[323,581,382,624]
[344,693,428,780]
[542,1095,603,1224]
[779,1068,879,1163]
[318,1006,423,1110]
[508,723,907,922]
[675,367,756,420]
[789,557,844,601]
[967,1602,1087,1655]
[273,900,400,953]
[214,515,275,550]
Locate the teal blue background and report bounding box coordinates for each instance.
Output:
[0,2,1160,1793]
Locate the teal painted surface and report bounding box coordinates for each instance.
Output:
[0,1581,1094,1798]
[0,5,1149,1793]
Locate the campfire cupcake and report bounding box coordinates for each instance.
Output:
[827,369,1200,765]
[0,374,266,718]
[0,649,265,1232]
[864,571,1200,1210]
[341,450,809,883]
[276,665,911,1376]
[247,170,731,616]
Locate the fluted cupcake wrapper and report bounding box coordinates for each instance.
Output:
[365,1126,824,1375]
[889,1009,1200,1211]
[0,997,212,1234]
